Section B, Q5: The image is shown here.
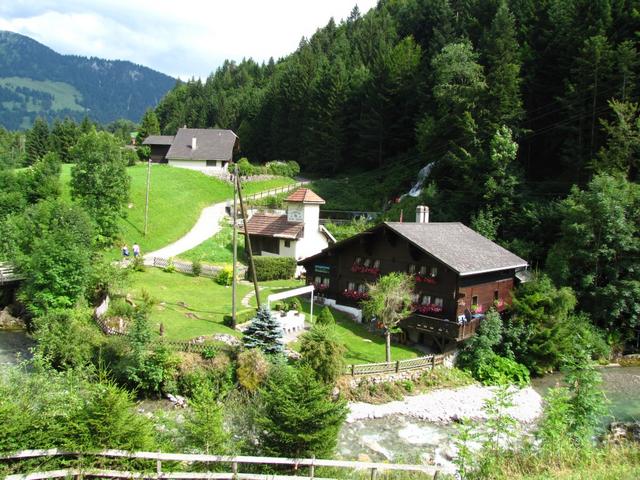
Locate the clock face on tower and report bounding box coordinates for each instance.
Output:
[288,208,303,222]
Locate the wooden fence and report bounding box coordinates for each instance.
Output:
[243,181,307,202]
[345,353,451,376]
[1,449,440,480]
[148,257,223,277]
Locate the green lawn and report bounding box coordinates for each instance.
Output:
[177,219,243,266]
[60,163,294,258]
[128,268,254,341]
[245,280,422,364]
[127,269,420,363]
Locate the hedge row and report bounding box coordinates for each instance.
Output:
[248,256,297,281]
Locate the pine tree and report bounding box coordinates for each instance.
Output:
[137,108,161,144]
[256,365,348,458]
[50,118,80,163]
[25,117,50,165]
[242,306,284,355]
[482,1,523,134]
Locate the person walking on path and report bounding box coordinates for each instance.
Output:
[133,243,141,257]
[122,244,130,257]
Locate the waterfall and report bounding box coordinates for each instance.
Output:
[400,162,435,200]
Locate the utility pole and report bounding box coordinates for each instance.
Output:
[144,156,151,236]
[231,164,238,327]
[236,173,261,308]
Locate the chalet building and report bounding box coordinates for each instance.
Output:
[142,128,239,172]
[243,188,335,264]
[299,206,528,352]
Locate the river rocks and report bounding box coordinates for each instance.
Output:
[618,354,640,367]
[608,421,640,443]
[347,384,543,425]
[0,308,25,330]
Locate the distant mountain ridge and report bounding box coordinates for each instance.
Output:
[0,31,176,130]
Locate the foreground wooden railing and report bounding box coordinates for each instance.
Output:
[1,449,440,479]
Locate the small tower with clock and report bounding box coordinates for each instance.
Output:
[284,188,328,259]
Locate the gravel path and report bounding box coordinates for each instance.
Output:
[144,201,228,260]
[347,384,543,425]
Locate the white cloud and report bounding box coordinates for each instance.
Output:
[0,0,378,78]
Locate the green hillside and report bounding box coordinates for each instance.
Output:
[0,30,175,129]
[60,164,294,256]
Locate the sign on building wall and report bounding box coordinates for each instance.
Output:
[315,264,330,274]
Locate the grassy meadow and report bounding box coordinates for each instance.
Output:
[60,163,294,257]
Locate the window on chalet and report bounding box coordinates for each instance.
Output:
[472,295,478,306]
[373,259,381,269]
[314,276,321,285]
[494,290,499,301]
[422,295,432,305]
[348,281,356,291]
[419,265,427,275]
[284,240,291,248]
[411,293,420,303]
[355,257,362,265]
[357,284,366,293]
[408,264,416,274]
[363,258,372,267]
[430,266,438,277]
[322,277,330,287]
[434,297,443,307]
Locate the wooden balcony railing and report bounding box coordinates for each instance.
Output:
[402,314,482,341]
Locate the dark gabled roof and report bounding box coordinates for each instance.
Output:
[301,222,528,276]
[285,188,325,204]
[142,135,174,145]
[242,213,304,239]
[166,128,238,161]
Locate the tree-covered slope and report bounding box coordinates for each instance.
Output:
[0,31,176,129]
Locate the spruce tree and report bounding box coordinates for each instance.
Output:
[137,108,161,144]
[25,117,50,165]
[316,306,335,326]
[256,365,348,458]
[243,306,284,355]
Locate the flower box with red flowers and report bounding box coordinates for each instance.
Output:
[411,303,443,314]
[351,264,380,275]
[314,283,329,291]
[342,289,369,300]
[415,274,436,284]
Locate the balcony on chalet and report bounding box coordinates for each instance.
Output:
[402,314,482,342]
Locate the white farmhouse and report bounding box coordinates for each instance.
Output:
[243,188,335,263]
[143,128,238,173]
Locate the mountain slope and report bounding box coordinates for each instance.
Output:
[0,31,176,129]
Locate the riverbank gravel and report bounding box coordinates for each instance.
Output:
[347,384,543,424]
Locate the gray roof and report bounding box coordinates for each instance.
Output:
[142,135,174,145]
[166,128,238,161]
[384,222,527,276]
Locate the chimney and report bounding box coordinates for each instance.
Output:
[416,205,429,223]
[192,137,197,150]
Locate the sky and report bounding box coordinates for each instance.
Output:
[0,0,378,79]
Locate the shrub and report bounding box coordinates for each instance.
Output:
[474,353,530,387]
[215,266,233,286]
[236,348,270,392]
[107,297,135,320]
[163,258,176,273]
[191,259,202,277]
[264,160,300,177]
[284,297,303,312]
[236,157,255,176]
[123,148,138,166]
[316,306,335,325]
[249,256,296,281]
[201,345,217,360]
[299,325,346,385]
[130,255,146,272]
[181,385,228,454]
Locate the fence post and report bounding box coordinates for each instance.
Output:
[432,355,436,370]
[351,364,355,376]
[232,461,238,479]
[156,459,162,475]
[310,455,315,479]
[395,360,400,373]
[370,467,378,480]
